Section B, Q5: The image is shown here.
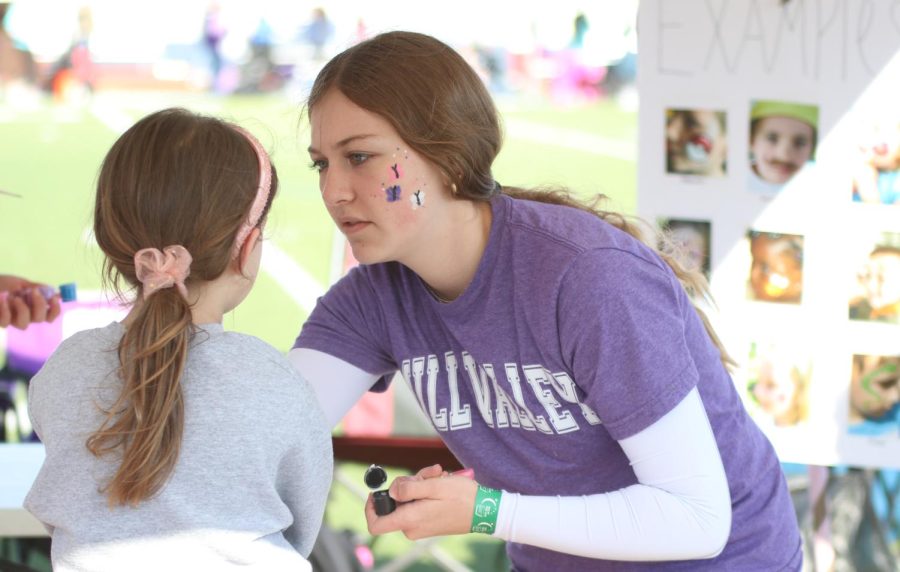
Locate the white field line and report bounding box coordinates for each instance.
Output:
[89,101,136,135]
[504,118,636,161]
[260,241,325,314]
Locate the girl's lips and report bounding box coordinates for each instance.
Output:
[342,220,371,234]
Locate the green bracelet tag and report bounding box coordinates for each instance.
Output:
[470,485,502,534]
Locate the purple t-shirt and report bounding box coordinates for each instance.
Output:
[296,194,802,571]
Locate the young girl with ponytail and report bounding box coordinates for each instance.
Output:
[25,108,332,571]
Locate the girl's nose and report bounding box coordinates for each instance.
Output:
[321,171,353,206]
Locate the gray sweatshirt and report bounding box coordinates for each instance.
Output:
[25,322,333,572]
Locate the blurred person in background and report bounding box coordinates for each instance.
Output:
[299,7,334,63]
[236,16,281,93]
[0,2,38,96]
[44,5,94,101]
[202,1,226,92]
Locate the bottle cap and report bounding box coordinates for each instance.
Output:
[364,464,388,490]
[372,490,396,516]
[59,283,77,302]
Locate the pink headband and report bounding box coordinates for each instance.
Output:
[231,126,272,258]
[134,245,192,300]
[132,127,270,301]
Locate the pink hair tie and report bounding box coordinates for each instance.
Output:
[134,245,192,300]
[232,126,272,258]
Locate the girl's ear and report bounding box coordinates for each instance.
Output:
[236,227,262,276]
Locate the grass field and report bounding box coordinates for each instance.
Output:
[1,91,637,352]
[0,89,637,571]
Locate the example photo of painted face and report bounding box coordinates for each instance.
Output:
[747,230,804,304]
[848,354,900,436]
[308,89,449,266]
[851,115,900,205]
[665,108,728,177]
[849,234,900,324]
[658,218,711,278]
[748,100,819,187]
[745,342,810,428]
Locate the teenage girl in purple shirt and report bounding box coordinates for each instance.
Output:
[290,31,802,571]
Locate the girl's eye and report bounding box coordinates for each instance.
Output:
[309,159,327,173]
[348,153,370,166]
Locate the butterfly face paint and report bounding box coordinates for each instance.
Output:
[309,89,453,266]
[410,189,425,209]
[385,185,402,202]
[383,162,404,202]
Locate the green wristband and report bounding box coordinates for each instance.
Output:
[470,485,502,534]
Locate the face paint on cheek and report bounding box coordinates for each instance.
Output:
[385,185,402,202]
[390,163,402,179]
[410,189,425,210]
[861,363,899,408]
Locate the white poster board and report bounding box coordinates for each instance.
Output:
[638,0,900,468]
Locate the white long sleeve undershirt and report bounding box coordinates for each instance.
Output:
[491,387,731,560]
[288,348,732,561]
[289,348,374,429]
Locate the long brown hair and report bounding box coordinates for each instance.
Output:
[306,31,734,368]
[89,108,278,506]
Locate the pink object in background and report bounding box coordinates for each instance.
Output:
[338,238,395,437]
[4,296,129,376]
[354,545,375,569]
[341,386,395,437]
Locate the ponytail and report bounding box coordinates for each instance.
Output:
[89,108,280,507]
[86,289,192,506]
[502,186,736,370]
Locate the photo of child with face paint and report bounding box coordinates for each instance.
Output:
[665,108,727,177]
[748,100,818,191]
[747,231,804,304]
[851,115,900,205]
[848,354,900,436]
[659,218,711,278]
[746,342,810,428]
[849,234,900,324]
